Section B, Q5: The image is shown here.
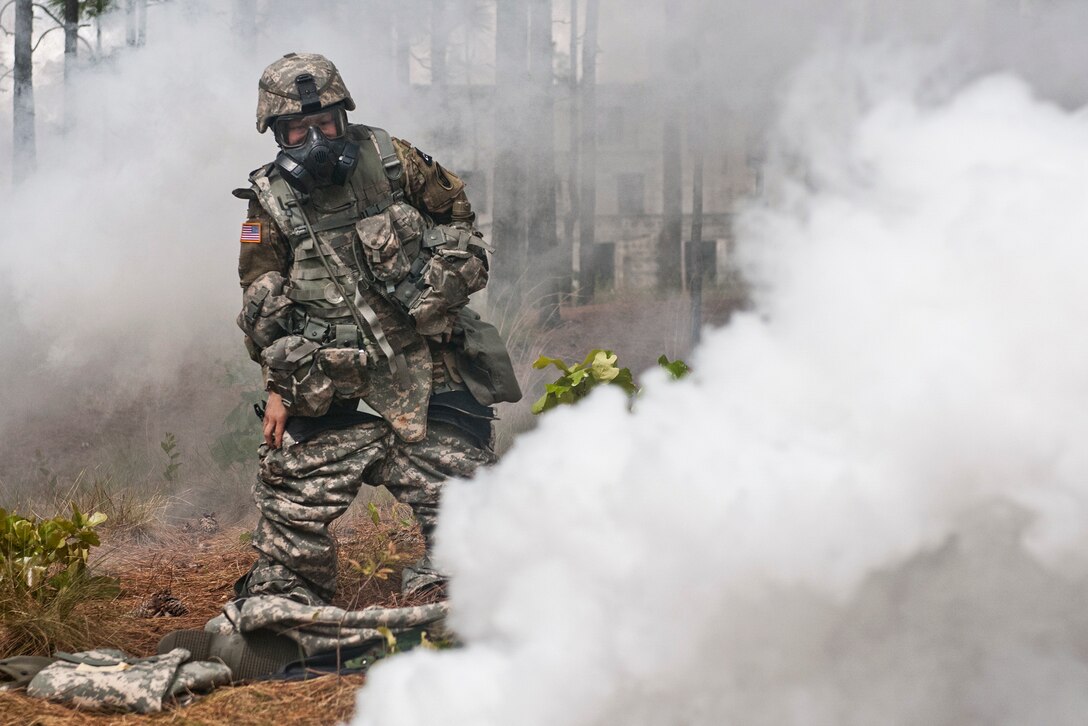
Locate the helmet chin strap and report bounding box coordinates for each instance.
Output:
[274,125,360,193]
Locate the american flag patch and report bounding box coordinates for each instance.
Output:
[240,220,262,244]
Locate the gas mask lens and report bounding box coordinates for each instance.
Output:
[274,108,346,148]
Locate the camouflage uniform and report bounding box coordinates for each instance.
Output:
[235,53,519,605]
[25,648,230,713]
[208,594,449,656]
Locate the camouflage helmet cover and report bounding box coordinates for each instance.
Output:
[256,52,356,133]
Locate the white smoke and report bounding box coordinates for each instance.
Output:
[354,52,1088,726]
[0,1,431,428]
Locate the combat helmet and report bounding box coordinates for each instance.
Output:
[256,52,356,133]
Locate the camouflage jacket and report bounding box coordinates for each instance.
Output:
[236,127,490,441]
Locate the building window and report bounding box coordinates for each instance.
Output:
[591,242,615,291]
[616,173,644,216]
[685,239,718,284]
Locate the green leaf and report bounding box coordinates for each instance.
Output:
[86,512,108,528]
[531,391,556,415]
[579,349,611,368]
[531,356,570,373]
[611,368,640,396]
[367,502,381,527]
[658,355,691,380]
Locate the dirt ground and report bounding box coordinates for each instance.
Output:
[0,504,427,726]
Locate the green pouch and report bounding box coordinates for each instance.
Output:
[453,307,522,405]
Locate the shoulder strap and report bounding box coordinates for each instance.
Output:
[365,126,405,190]
[250,167,302,241]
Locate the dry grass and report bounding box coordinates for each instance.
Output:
[0,504,430,724]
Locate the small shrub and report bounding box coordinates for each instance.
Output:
[0,505,119,657]
[160,432,182,481]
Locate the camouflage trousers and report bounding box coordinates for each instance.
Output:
[240,418,495,604]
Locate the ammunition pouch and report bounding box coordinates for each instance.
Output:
[238,272,294,350]
[261,335,370,417]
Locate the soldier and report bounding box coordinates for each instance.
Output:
[234,53,521,605]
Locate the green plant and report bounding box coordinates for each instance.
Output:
[0,505,120,657]
[530,349,638,414]
[532,350,692,415]
[160,432,182,481]
[0,504,115,600]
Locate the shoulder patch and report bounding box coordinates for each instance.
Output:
[240,220,262,244]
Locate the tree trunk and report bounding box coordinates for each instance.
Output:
[13,0,36,184]
[658,4,684,291]
[528,0,559,322]
[491,0,529,293]
[63,0,78,77]
[62,0,78,130]
[576,0,599,302]
[560,0,578,308]
[688,88,705,347]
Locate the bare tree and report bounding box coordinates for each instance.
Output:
[62,0,76,75]
[125,0,145,47]
[575,0,598,301]
[12,0,35,183]
[658,4,683,291]
[491,0,529,292]
[527,0,560,321]
[560,0,578,305]
[688,77,706,346]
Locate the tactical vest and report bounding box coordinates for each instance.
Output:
[249,125,434,442]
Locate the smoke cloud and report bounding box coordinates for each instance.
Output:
[353,49,1088,726]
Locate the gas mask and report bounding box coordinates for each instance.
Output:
[274,123,359,193]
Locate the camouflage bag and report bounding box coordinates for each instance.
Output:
[354,202,426,284]
[25,648,230,714]
[238,271,294,349]
[261,335,335,417]
[206,595,449,658]
[408,247,488,336]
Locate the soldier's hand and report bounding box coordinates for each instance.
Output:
[263,392,289,448]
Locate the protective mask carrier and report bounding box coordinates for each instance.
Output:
[273,73,360,192]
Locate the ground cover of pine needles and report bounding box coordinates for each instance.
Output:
[0,503,425,725]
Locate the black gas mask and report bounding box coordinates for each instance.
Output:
[274,124,359,192]
[271,73,359,192]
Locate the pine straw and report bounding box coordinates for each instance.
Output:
[0,673,367,726]
[0,504,431,723]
